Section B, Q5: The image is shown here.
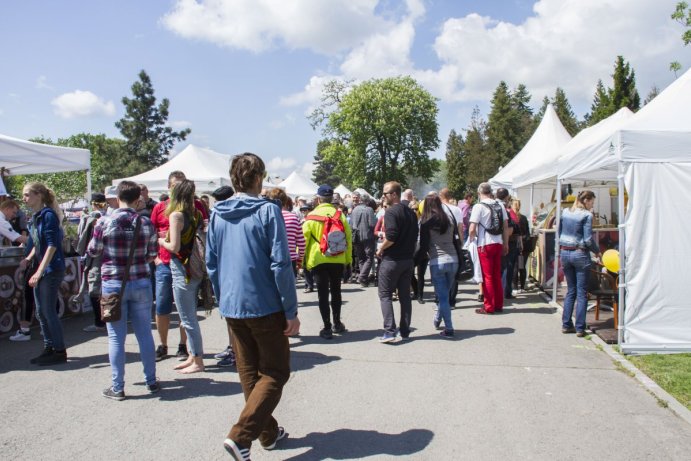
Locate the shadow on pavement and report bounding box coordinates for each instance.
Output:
[505,307,557,314]
[290,350,341,372]
[128,377,242,401]
[289,329,382,347]
[280,428,434,460]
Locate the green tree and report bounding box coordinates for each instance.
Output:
[644,86,660,105]
[585,79,611,125]
[535,89,580,136]
[486,81,533,169]
[310,76,440,192]
[115,70,191,167]
[609,56,641,112]
[445,129,466,197]
[462,106,494,191]
[672,1,691,45]
[312,139,342,187]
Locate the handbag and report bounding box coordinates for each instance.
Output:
[446,206,473,282]
[101,216,141,322]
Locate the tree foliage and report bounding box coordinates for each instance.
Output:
[445,129,466,198]
[115,70,190,167]
[536,88,581,136]
[585,56,641,126]
[312,139,343,187]
[672,1,691,45]
[310,76,440,193]
[486,81,534,170]
[462,107,495,192]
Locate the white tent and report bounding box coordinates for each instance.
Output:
[113,144,237,194]
[489,104,572,190]
[559,69,691,353]
[512,108,634,190]
[278,171,318,197]
[353,188,371,198]
[0,133,92,197]
[334,184,352,196]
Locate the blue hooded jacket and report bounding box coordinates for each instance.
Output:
[206,194,298,320]
[26,207,65,274]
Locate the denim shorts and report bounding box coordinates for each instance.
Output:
[155,263,174,315]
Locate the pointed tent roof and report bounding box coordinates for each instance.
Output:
[334,184,352,196]
[113,144,238,194]
[489,104,572,190]
[513,107,634,189]
[278,171,319,197]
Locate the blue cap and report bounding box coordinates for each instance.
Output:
[317,184,334,197]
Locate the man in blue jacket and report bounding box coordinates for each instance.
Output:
[206,152,300,461]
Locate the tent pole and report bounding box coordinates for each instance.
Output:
[529,183,535,233]
[86,169,93,212]
[617,139,626,347]
[552,178,561,302]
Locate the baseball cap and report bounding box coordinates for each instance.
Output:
[91,193,106,202]
[104,186,117,199]
[211,185,234,201]
[317,184,334,198]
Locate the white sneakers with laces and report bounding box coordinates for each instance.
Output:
[9,329,31,342]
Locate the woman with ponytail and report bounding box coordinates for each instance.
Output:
[558,190,601,337]
[19,182,67,366]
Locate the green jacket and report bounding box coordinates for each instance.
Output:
[302,203,352,270]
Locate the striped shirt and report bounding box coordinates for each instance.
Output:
[282,210,305,262]
[87,208,158,282]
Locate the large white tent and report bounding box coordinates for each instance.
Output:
[278,171,318,197]
[559,69,691,353]
[113,144,235,194]
[0,133,92,197]
[490,104,572,190]
[334,184,352,197]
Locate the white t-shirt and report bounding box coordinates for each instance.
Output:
[442,203,463,231]
[0,211,21,242]
[469,198,507,247]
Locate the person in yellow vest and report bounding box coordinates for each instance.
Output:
[302,185,352,340]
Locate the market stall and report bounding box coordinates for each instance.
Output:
[0,134,90,335]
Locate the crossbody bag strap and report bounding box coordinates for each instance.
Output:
[120,216,142,294]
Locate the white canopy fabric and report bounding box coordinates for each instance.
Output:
[353,188,370,198]
[489,104,572,190]
[513,108,634,189]
[0,133,90,174]
[113,144,234,194]
[278,171,318,197]
[334,184,352,196]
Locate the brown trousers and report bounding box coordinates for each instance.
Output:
[226,312,291,448]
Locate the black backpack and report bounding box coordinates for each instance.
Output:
[480,201,504,235]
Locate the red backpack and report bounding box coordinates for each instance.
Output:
[306,210,347,256]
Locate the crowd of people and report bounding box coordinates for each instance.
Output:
[3,151,602,461]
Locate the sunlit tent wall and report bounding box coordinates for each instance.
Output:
[0,133,92,196]
[278,171,318,197]
[559,69,691,354]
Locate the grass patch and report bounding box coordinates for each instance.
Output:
[613,360,635,378]
[627,353,691,411]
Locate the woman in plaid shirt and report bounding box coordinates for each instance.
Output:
[88,181,159,400]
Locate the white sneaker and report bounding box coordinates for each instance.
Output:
[9,329,31,342]
[83,324,106,332]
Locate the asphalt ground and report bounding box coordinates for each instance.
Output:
[1,279,690,460]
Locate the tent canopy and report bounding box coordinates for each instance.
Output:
[513,108,634,189]
[334,184,352,196]
[0,133,90,174]
[278,171,318,197]
[489,104,571,190]
[113,144,234,194]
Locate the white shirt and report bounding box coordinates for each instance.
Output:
[442,203,463,230]
[469,198,508,247]
[0,210,21,242]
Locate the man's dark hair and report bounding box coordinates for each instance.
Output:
[230,153,265,193]
[496,188,510,201]
[116,180,141,204]
[464,192,474,200]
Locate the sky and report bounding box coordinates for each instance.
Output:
[1,0,688,181]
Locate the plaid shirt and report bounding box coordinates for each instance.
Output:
[87,208,158,282]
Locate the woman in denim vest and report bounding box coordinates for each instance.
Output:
[558,190,601,337]
[158,179,205,373]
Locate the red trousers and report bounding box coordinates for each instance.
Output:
[479,243,503,312]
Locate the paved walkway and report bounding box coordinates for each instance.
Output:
[1,281,690,460]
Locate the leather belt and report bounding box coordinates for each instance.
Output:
[560,246,579,251]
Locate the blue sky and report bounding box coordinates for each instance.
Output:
[1,0,687,179]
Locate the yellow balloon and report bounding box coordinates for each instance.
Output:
[602,249,620,273]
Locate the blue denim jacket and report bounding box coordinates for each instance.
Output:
[558,208,600,254]
[26,207,66,274]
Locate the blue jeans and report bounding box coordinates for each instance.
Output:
[34,270,66,351]
[155,263,173,315]
[561,249,591,332]
[103,278,156,392]
[170,258,203,357]
[430,262,458,332]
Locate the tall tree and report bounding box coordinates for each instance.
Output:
[669,1,691,76]
[585,79,611,125]
[115,70,191,167]
[445,129,465,197]
[586,57,641,126]
[552,88,580,136]
[462,106,494,191]
[486,81,533,169]
[310,76,440,192]
[312,139,342,187]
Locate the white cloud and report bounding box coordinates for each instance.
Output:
[300,161,316,177]
[161,0,388,54]
[51,90,116,119]
[35,75,53,90]
[266,156,296,175]
[426,0,681,103]
[170,120,192,130]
